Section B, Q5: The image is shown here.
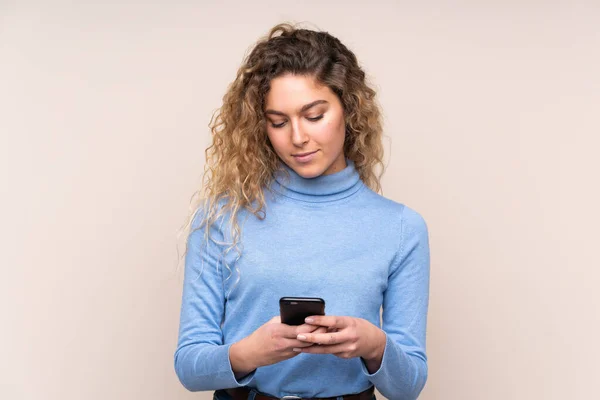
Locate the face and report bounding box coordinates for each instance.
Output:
[264,74,347,178]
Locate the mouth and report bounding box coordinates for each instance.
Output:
[292,150,319,163]
[292,150,318,157]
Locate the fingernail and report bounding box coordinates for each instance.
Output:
[305,317,314,323]
[297,334,307,340]
[293,348,302,352]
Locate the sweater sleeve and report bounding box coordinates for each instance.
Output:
[360,206,431,400]
[174,211,256,391]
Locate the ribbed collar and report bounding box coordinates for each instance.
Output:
[270,158,364,203]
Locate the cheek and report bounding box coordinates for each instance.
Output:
[313,118,345,144]
[267,131,286,152]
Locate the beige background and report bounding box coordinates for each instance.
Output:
[1,1,599,399]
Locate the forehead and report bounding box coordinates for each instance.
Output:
[264,74,335,111]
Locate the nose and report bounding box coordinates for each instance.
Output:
[291,119,309,147]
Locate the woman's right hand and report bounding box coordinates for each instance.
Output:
[230,316,327,377]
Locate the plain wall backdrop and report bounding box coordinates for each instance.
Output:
[1,1,599,399]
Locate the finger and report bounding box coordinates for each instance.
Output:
[298,325,328,334]
[293,343,348,355]
[295,323,322,334]
[313,326,328,334]
[314,327,327,344]
[280,323,318,339]
[269,316,281,324]
[297,331,346,345]
[284,338,320,349]
[304,315,348,329]
[305,326,327,341]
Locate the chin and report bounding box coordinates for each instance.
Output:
[288,161,327,179]
[296,170,323,179]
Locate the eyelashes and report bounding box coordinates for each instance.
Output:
[270,115,324,129]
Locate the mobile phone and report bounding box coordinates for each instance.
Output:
[279,297,325,326]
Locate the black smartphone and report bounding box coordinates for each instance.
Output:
[279,297,325,325]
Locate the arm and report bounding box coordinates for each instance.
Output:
[174,209,330,390]
[361,206,431,400]
[173,211,256,391]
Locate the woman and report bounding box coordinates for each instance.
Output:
[174,22,430,400]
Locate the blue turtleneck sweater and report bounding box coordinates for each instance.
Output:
[174,159,430,400]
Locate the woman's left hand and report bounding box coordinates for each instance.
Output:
[293,316,387,363]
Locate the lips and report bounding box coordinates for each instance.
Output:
[293,150,318,157]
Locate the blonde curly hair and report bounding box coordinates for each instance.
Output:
[177,22,385,284]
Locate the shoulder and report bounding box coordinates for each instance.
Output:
[360,187,428,233]
[400,204,429,237]
[189,197,234,240]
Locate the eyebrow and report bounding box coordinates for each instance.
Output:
[264,100,329,117]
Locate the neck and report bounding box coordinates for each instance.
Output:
[270,158,364,203]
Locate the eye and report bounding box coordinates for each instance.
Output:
[270,121,287,129]
[269,114,324,129]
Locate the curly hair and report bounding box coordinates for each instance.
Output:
[177,22,385,284]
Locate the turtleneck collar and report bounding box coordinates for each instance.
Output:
[270,158,364,203]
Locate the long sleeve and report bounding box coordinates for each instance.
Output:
[361,206,431,400]
[173,212,256,391]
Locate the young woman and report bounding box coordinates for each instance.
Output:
[174,23,430,400]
